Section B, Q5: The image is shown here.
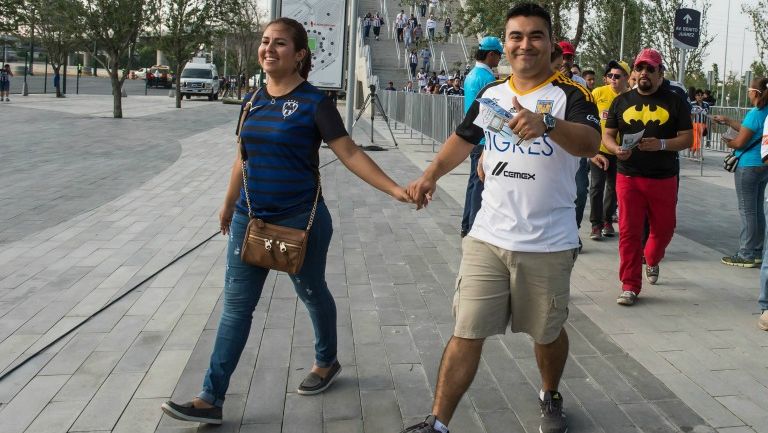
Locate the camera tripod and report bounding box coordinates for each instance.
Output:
[352,85,398,151]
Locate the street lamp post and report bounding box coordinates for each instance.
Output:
[721,0,731,106]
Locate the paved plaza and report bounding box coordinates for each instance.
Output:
[0,94,767,433]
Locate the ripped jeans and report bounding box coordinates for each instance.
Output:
[199,204,336,407]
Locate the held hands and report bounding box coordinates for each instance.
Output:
[390,185,415,204]
[508,96,546,141]
[406,176,436,210]
[711,115,728,125]
[591,153,609,170]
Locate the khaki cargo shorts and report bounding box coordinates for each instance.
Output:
[452,236,577,344]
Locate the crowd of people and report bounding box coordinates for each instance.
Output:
[157,4,768,433]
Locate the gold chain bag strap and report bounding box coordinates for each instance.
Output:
[237,90,321,274]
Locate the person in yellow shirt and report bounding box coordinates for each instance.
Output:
[589,60,630,240]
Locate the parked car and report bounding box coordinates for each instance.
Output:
[179,59,220,101]
[145,65,172,88]
[133,67,149,79]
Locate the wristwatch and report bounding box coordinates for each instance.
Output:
[543,113,556,133]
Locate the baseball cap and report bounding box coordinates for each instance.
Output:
[634,48,663,68]
[478,36,503,54]
[605,60,630,76]
[557,41,575,56]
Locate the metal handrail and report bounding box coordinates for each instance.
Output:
[458,33,469,64]
[439,51,448,73]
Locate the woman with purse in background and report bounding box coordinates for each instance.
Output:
[161,17,411,424]
[713,77,768,268]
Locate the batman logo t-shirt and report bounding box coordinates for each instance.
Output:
[606,86,692,178]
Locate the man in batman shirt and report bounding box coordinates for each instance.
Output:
[603,48,692,306]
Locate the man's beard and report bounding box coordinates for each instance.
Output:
[638,78,653,92]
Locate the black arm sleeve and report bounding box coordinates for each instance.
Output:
[565,88,601,133]
[455,99,485,144]
[315,97,349,143]
[676,98,693,131]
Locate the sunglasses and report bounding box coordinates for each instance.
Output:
[606,73,624,80]
[634,64,657,73]
[748,88,763,94]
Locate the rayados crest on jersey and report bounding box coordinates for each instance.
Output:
[282,100,299,118]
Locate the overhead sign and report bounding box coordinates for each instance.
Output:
[281,0,348,90]
[673,8,701,50]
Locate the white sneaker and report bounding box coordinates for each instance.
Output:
[759,311,768,331]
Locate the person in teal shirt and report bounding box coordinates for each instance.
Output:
[460,36,502,237]
[714,77,768,267]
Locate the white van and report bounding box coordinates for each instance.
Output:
[180,58,220,100]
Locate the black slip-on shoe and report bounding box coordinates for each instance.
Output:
[161,400,222,424]
[297,360,342,395]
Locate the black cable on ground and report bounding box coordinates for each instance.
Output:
[0,158,343,382]
[0,231,219,382]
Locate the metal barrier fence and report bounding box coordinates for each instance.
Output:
[379,90,464,152]
[705,106,751,153]
[379,90,754,166]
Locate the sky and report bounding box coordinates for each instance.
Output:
[263,0,759,77]
[704,0,760,77]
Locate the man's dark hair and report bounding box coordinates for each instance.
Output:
[583,69,595,77]
[475,49,492,61]
[506,2,552,37]
[550,43,562,62]
[571,63,581,72]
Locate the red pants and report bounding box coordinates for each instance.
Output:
[616,174,678,293]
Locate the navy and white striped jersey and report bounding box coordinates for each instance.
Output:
[236,81,347,219]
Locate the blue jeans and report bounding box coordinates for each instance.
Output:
[575,157,589,229]
[199,205,336,407]
[761,198,768,311]
[734,166,768,260]
[461,145,484,235]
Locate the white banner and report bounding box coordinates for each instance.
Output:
[281,0,348,90]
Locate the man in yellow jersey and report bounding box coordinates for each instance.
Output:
[589,60,630,240]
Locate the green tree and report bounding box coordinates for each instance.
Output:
[641,0,713,84]
[742,2,767,73]
[219,0,264,98]
[80,0,150,118]
[150,0,222,108]
[0,0,25,34]
[579,0,643,73]
[28,0,82,97]
[456,0,593,46]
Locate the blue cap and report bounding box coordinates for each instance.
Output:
[478,36,503,54]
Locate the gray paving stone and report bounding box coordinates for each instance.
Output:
[0,375,69,433]
[282,393,322,433]
[112,397,165,433]
[39,332,105,375]
[477,410,525,433]
[23,400,88,433]
[653,399,718,433]
[135,350,193,399]
[381,326,420,364]
[322,365,362,421]
[53,350,122,402]
[618,402,678,433]
[390,363,433,419]
[360,389,403,433]
[324,419,363,433]
[574,355,644,404]
[114,331,170,373]
[69,372,144,431]
[242,366,289,425]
